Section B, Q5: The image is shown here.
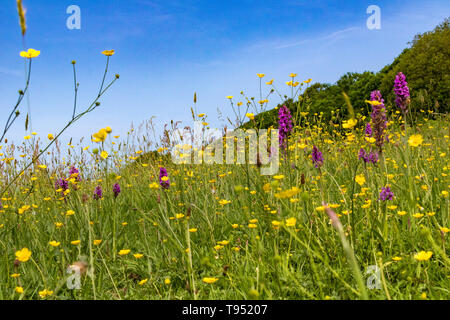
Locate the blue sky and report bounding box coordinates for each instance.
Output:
[0,0,449,148]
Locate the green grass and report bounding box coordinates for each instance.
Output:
[0,111,449,300]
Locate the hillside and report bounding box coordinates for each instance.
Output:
[244,18,449,129]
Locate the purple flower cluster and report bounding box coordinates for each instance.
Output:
[365,123,372,137]
[278,105,293,151]
[311,145,323,168]
[55,178,69,192]
[370,90,387,154]
[358,148,378,165]
[159,167,170,189]
[113,183,121,198]
[93,185,103,200]
[394,72,410,113]
[379,186,394,201]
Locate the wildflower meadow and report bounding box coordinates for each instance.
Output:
[0,2,449,301]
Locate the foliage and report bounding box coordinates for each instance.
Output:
[245,18,449,130]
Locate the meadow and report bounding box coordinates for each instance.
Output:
[1,2,449,301]
[0,66,449,300]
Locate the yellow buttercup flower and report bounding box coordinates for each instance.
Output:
[285,217,296,227]
[138,278,148,285]
[70,240,81,245]
[20,48,41,59]
[101,50,115,56]
[15,248,31,262]
[257,73,265,78]
[202,277,219,284]
[134,253,144,259]
[49,241,60,247]
[342,118,357,129]
[149,182,159,189]
[355,174,366,186]
[365,100,382,106]
[38,289,53,298]
[100,151,109,159]
[118,249,130,256]
[93,128,108,143]
[408,134,423,147]
[218,199,231,205]
[414,251,433,261]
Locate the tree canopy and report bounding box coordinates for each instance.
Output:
[245,18,449,129]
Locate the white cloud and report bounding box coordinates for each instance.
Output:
[275,27,359,49]
[0,67,22,77]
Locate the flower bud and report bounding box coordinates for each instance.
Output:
[248,289,259,299]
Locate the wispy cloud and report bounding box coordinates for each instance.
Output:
[275,27,359,49]
[0,67,22,77]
